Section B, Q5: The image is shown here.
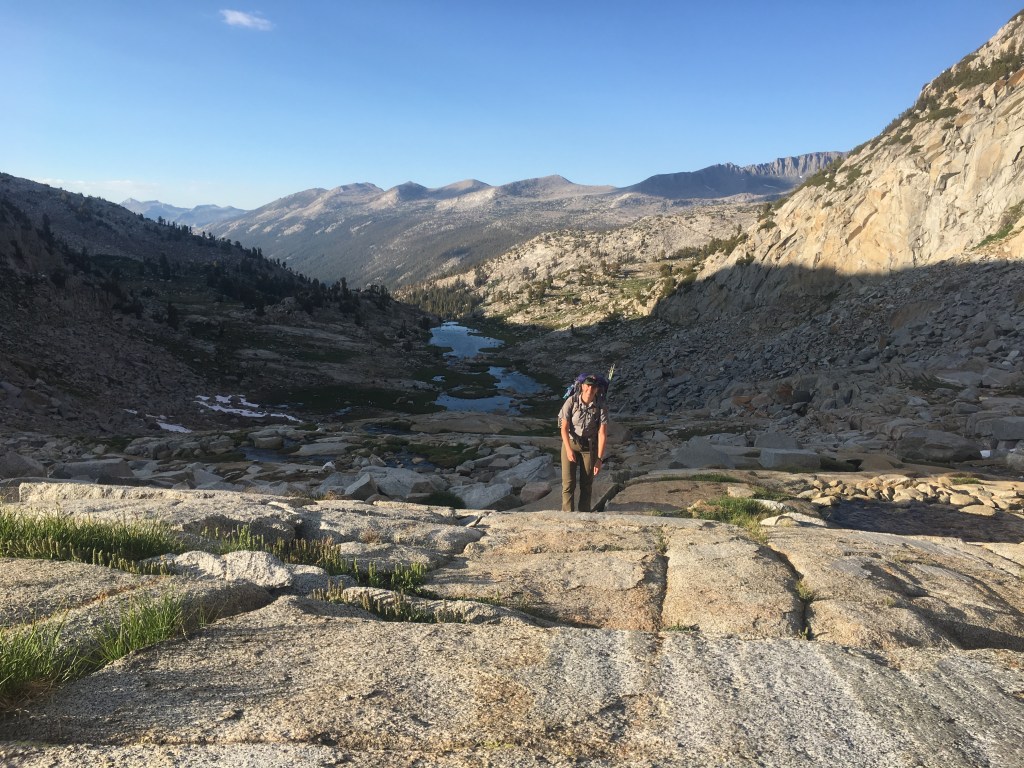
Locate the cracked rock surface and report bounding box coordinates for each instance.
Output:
[2,473,1023,766]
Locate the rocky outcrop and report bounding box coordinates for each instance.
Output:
[658,12,1024,320]
[1,475,1023,765]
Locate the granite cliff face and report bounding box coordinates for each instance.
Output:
[657,11,1024,322]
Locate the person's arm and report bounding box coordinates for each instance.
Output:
[561,418,576,463]
[593,422,608,475]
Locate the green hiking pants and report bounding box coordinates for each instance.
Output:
[561,437,597,512]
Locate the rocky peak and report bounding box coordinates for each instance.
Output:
[626,152,844,200]
[657,11,1024,323]
[742,152,844,179]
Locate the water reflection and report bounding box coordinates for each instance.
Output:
[429,323,546,413]
[436,393,516,413]
[429,322,502,358]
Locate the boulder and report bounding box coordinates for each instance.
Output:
[455,481,518,510]
[363,466,444,498]
[492,455,554,488]
[668,437,735,469]
[896,429,982,463]
[343,474,378,500]
[294,441,350,456]
[519,481,553,504]
[251,435,284,450]
[990,417,1024,441]
[50,459,134,482]
[0,452,46,479]
[314,472,353,497]
[758,448,821,471]
[223,551,296,589]
[1007,449,1024,472]
[754,432,801,449]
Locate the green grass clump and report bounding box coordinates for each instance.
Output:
[316,586,454,623]
[0,508,182,573]
[794,579,816,603]
[208,525,428,591]
[688,472,742,483]
[691,497,778,542]
[90,592,189,664]
[0,620,75,709]
[0,592,193,711]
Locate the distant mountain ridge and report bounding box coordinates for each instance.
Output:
[625,152,843,199]
[121,198,249,228]
[175,154,837,286]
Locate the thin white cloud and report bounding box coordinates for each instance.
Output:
[220,10,273,31]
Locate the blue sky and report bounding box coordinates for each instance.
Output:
[4,2,1021,209]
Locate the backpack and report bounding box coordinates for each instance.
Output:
[558,371,611,430]
[562,372,610,403]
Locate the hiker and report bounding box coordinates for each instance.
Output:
[558,373,609,512]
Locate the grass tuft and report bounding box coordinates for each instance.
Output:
[0,620,76,709]
[690,497,776,543]
[0,592,194,711]
[90,592,189,665]
[207,525,428,590]
[0,507,182,573]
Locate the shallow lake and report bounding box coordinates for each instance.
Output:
[429,323,546,413]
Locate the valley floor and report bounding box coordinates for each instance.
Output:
[1,412,1023,766]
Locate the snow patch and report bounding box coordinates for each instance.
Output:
[196,394,301,422]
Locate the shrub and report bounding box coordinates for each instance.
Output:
[976,200,1024,248]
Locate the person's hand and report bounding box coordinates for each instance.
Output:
[592,458,603,476]
[566,447,576,463]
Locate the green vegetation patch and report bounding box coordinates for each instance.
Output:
[672,231,748,262]
[690,496,778,543]
[0,508,182,573]
[0,592,193,711]
[0,620,74,709]
[209,525,428,591]
[90,592,190,668]
[314,586,460,623]
[977,200,1024,248]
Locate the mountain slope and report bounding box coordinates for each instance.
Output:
[546,10,1024,462]
[198,155,834,288]
[0,174,434,436]
[656,11,1024,325]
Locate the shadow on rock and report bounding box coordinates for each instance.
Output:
[828,499,1024,544]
